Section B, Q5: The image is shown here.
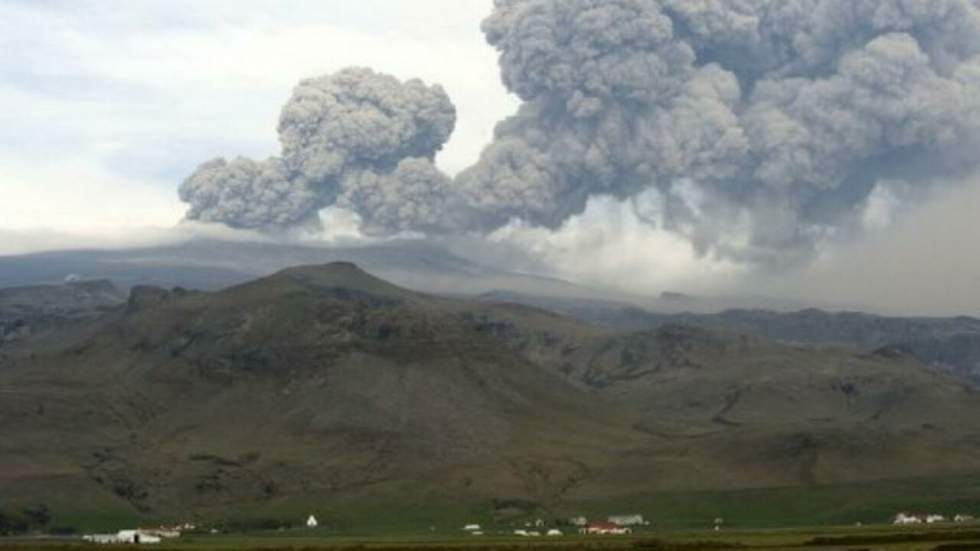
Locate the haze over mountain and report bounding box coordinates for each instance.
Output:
[0,237,869,312]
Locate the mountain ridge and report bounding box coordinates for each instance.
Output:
[2,264,980,528]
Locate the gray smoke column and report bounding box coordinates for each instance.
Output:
[457,0,980,264]
[179,2,980,266]
[179,67,457,232]
[179,157,320,229]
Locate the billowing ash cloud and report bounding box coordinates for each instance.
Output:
[458,0,980,264]
[337,158,459,236]
[180,1,980,265]
[179,67,456,231]
[179,157,320,228]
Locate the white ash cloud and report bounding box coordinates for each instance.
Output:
[179,0,980,266]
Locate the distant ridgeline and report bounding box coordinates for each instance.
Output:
[478,292,980,389]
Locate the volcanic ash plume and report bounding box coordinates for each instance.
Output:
[179,67,457,232]
[179,1,980,265]
[457,0,980,264]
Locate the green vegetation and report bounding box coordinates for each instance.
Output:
[5,523,980,551]
[568,474,980,530]
[4,474,980,539]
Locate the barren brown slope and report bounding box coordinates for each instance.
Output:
[2,264,980,523]
[444,305,980,494]
[0,263,644,517]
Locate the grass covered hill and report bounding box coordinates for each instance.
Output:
[2,263,980,530]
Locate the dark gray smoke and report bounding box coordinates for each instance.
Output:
[179,157,320,229]
[458,0,980,264]
[337,158,460,236]
[179,1,980,265]
[179,67,456,232]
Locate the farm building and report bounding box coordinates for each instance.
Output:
[82,530,161,544]
[581,522,632,535]
[608,514,645,526]
[894,513,923,525]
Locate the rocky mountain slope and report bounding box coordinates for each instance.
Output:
[0,279,125,352]
[2,264,980,525]
[481,292,980,387]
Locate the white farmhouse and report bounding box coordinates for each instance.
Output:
[582,522,632,535]
[83,530,161,545]
[609,514,645,526]
[119,530,161,544]
[894,512,923,525]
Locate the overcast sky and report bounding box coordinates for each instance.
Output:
[0,0,513,232]
[1,1,978,315]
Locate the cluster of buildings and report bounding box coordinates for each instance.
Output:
[461,514,646,537]
[73,507,980,543]
[578,522,633,536]
[893,513,976,525]
[511,528,565,537]
[574,514,647,535]
[82,524,193,545]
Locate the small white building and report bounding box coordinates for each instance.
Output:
[582,522,633,536]
[569,516,588,526]
[513,529,529,536]
[463,524,482,531]
[119,530,161,544]
[609,514,645,526]
[926,514,948,524]
[547,529,563,536]
[894,512,923,525]
[83,530,161,545]
[307,515,319,528]
[141,527,181,539]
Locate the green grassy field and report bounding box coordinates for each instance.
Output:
[6,474,980,538]
[5,474,980,549]
[4,523,980,551]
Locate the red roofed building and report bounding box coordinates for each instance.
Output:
[580,522,632,535]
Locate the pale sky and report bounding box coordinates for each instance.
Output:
[0,0,515,232]
[1,1,978,315]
